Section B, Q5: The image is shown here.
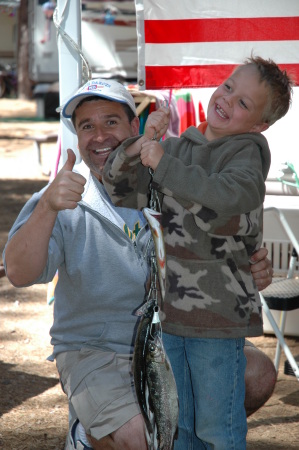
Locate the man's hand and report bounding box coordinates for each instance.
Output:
[250,247,273,291]
[43,149,86,212]
[4,149,86,287]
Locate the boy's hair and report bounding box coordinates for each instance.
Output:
[71,96,136,128]
[237,56,294,126]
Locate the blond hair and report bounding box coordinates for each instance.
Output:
[235,56,294,126]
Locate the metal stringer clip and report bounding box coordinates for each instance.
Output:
[148,131,161,212]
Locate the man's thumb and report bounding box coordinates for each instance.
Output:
[63,149,76,172]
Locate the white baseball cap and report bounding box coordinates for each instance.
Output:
[61,78,137,118]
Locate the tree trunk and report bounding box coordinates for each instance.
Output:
[17,0,32,99]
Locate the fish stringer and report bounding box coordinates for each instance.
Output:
[142,130,166,304]
[142,133,173,450]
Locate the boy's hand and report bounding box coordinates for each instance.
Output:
[140,140,164,171]
[124,105,169,158]
[144,105,170,141]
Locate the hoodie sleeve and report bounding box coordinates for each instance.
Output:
[103,131,271,236]
[152,133,270,215]
[103,135,152,210]
[150,133,270,236]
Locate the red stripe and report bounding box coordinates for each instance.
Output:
[144,64,299,88]
[144,17,299,43]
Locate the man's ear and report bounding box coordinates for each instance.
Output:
[131,116,140,136]
[250,122,269,133]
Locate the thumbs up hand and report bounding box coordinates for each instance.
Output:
[43,149,86,212]
[62,148,77,173]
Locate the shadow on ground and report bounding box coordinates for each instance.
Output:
[0,361,59,418]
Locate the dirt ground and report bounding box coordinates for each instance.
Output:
[0,99,299,449]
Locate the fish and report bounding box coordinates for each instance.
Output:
[133,299,158,434]
[133,299,178,449]
[146,333,179,450]
[143,207,166,301]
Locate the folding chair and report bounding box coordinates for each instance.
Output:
[260,206,299,381]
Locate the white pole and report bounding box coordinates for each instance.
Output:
[56,0,82,165]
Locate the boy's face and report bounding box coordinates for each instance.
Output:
[205,65,269,141]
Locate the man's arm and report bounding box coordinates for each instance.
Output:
[250,247,273,290]
[5,150,86,287]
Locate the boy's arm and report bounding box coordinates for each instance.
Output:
[104,144,264,237]
[103,137,151,210]
[154,141,267,213]
[103,106,169,208]
[151,137,269,231]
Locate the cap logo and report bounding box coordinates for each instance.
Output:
[87,84,105,91]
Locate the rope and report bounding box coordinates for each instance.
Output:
[53,1,92,85]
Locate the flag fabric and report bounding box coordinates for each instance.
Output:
[135,0,299,89]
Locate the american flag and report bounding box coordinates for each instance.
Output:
[135,0,299,89]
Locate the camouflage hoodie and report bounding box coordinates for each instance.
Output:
[103,125,271,339]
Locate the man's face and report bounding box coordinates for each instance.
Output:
[205,65,269,141]
[74,99,139,180]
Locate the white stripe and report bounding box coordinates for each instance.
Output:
[144,41,299,66]
[140,0,299,20]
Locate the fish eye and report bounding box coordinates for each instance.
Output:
[148,343,156,352]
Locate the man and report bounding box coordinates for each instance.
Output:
[3,79,275,450]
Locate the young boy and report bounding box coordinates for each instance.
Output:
[103,56,293,449]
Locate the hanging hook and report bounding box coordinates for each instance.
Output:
[148,130,160,212]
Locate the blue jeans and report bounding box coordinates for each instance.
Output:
[163,334,247,450]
